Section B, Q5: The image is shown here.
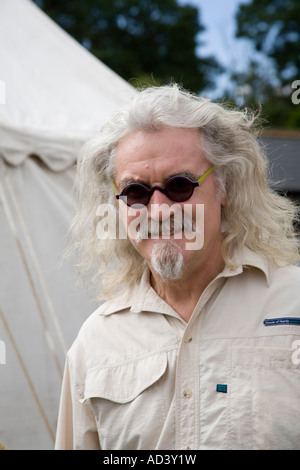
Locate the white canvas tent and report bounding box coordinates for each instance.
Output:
[0,0,135,449]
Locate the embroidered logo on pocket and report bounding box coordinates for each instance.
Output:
[264,317,300,326]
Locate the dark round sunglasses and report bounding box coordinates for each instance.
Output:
[113,166,214,207]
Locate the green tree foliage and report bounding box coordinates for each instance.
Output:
[232,0,300,128]
[236,0,300,85]
[34,0,221,94]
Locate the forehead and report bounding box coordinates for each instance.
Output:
[114,127,206,183]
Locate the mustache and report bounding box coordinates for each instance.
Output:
[133,213,195,243]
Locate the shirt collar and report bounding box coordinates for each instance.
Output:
[229,246,270,286]
[97,269,177,317]
[98,247,270,317]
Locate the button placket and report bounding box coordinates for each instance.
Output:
[175,276,230,449]
[175,321,198,450]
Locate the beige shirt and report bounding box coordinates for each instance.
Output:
[55,248,300,450]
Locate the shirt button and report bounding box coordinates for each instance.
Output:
[184,336,192,343]
[183,389,193,398]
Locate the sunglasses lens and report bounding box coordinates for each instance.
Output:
[119,176,196,206]
[166,177,194,202]
[122,184,149,206]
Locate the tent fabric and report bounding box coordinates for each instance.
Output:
[0,160,82,449]
[0,0,134,169]
[0,0,135,450]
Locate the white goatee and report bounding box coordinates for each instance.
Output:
[151,239,184,281]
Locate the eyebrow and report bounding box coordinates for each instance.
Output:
[168,170,199,181]
[118,171,200,191]
[118,177,144,191]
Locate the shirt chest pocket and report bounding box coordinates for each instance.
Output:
[81,353,168,450]
[229,347,300,450]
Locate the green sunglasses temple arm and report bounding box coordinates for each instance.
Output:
[197,165,214,185]
[112,180,119,196]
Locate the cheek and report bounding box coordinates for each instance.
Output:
[118,203,148,240]
[203,201,223,236]
[191,184,223,231]
[118,202,128,232]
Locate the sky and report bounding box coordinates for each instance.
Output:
[179,0,254,98]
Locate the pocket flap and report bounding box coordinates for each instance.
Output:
[82,353,167,404]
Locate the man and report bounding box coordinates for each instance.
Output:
[55,84,300,450]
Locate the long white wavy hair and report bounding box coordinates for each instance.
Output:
[69,84,300,299]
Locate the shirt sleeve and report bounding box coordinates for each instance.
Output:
[55,355,100,450]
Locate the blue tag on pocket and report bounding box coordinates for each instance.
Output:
[216,384,227,393]
[264,317,300,326]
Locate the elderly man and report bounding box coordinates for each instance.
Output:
[55,84,300,450]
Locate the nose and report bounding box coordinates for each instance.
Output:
[148,187,174,221]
